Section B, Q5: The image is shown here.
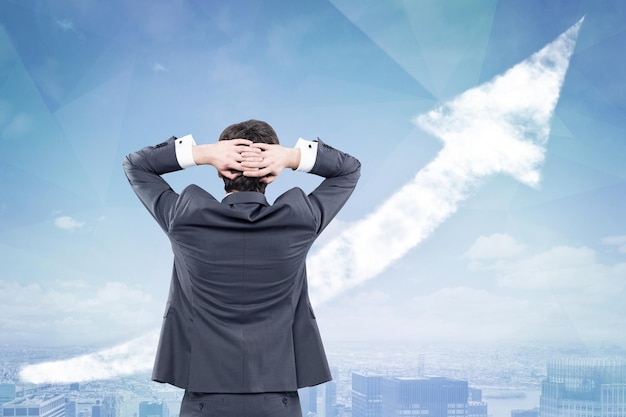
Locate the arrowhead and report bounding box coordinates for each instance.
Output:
[414,18,583,187]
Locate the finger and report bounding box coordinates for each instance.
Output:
[240,161,260,169]
[239,159,264,167]
[249,143,273,151]
[243,169,265,178]
[242,167,271,177]
[233,154,262,165]
[238,165,265,173]
[236,146,261,154]
[234,150,260,163]
[239,152,263,160]
[221,170,242,180]
[229,138,254,146]
[239,161,260,170]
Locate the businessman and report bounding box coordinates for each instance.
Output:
[123,120,360,417]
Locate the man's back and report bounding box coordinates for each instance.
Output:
[161,186,324,392]
[123,125,360,396]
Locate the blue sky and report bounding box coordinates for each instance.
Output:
[1,0,625,354]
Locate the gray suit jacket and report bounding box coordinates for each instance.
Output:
[123,137,360,393]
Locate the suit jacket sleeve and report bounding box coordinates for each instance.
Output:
[306,139,361,235]
[122,137,183,232]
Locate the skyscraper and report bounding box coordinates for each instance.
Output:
[2,394,65,417]
[326,366,339,417]
[511,408,539,417]
[102,395,122,417]
[139,400,169,417]
[540,357,626,417]
[352,373,383,417]
[0,384,16,406]
[468,401,488,417]
[300,386,318,416]
[468,388,482,403]
[93,399,103,417]
[326,380,338,417]
[65,399,77,417]
[468,387,487,417]
[381,376,468,417]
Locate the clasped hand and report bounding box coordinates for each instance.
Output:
[207,139,298,184]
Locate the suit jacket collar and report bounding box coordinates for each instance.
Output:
[222,191,269,206]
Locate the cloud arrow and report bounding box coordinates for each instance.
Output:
[19,18,583,384]
[307,18,583,304]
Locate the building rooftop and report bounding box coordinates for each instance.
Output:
[3,394,63,407]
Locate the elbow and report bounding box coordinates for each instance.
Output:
[122,154,133,173]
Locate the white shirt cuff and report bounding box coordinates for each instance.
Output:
[175,134,197,169]
[294,138,318,172]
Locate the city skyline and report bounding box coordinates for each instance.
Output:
[0,0,625,360]
[4,344,626,417]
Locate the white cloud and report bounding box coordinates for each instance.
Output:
[462,233,525,260]
[55,279,88,288]
[602,235,626,245]
[460,236,626,344]
[602,235,626,254]
[56,18,76,32]
[318,234,626,346]
[13,279,160,384]
[152,62,166,72]
[20,331,158,384]
[54,215,85,231]
[0,280,158,346]
[483,245,626,297]
[317,286,581,345]
[406,287,548,341]
[307,19,582,304]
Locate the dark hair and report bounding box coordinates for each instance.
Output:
[219,119,279,194]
